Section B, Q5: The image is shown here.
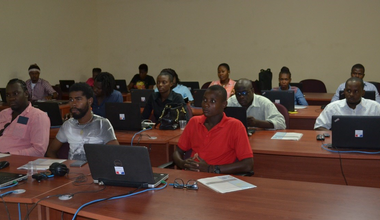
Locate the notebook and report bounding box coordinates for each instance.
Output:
[331,115,380,150]
[338,90,376,101]
[114,79,128,93]
[130,89,154,107]
[181,81,200,95]
[224,107,254,135]
[0,172,27,188]
[84,144,168,188]
[192,89,206,107]
[105,102,142,131]
[0,88,6,103]
[32,102,63,127]
[59,80,75,93]
[261,90,295,112]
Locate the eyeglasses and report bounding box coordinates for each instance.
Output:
[236,91,249,96]
[0,123,11,137]
[170,178,198,190]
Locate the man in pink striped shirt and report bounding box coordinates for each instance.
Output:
[26,64,57,101]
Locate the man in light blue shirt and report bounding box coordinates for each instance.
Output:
[331,64,380,103]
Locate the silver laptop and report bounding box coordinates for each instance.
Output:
[84,144,168,188]
[332,115,380,150]
[0,172,27,188]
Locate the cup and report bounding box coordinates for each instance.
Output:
[27,161,37,177]
[179,120,187,130]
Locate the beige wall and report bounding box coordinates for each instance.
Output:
[1,0,380,93]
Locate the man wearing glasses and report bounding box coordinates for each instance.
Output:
[227,78,286,129]
[0,79,50,156]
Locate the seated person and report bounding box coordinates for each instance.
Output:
[86,67,101,87]
[209,63,236,98]
[142,70,188,122]
[173,85,253,174]
[0,79,50,156]
[154,68,193,102]
[331,63,380,103]
[228,78,286,129]
[272,66,308,106]
[314,77,380,130]
[26,63,58,101]
[47,83,119,160]
[92,72,123,117]
[128,63,156,90]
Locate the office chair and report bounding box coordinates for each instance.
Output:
[299,79,327,93]
[273,102,289,129]
[201,81,211,89]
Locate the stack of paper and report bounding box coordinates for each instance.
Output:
[197,175,256,193]
[271,132,303,141]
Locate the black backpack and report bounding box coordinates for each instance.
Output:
[258,68,272,92]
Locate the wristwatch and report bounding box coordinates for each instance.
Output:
[214,165,221,174]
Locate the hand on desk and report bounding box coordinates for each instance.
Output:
[183,153,209,172]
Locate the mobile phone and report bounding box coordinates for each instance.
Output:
[316,134,325,141]
[70,160,87,167]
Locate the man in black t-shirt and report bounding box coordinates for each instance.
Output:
[128,64,156,90]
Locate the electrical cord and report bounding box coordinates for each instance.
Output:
[71,181,168,220]
[131,127,152,146]
[0,181,18,190]
[321,144,380,154]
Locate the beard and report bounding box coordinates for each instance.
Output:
[71,103,89,120]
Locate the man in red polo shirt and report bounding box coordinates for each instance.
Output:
[173,85,253,174]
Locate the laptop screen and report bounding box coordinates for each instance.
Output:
[261,90,295,112]
[331,115,380,149]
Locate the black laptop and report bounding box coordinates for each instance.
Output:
[0,88,6,103]
[0,172,28,188]
[224,107,254,135]
[331,115,380,150]
[338,90,376,101]
[115,79,128,93]
[261,90,295,112]
[105,102,142,131]
[84,144,168,188]
[181,81,200,95]
[130,89,154,108]
[290,82,303,92]
[192,89,206,107]
[59,80,75,93]
[32,102,63,127]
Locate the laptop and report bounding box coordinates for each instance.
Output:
[32,102,63,127]
[331,115,380,150]
[114,79,128,93]
[192,89,206,107]
[0,172,28,188]
[59,80,75,93]
[130,89,154,108]
[290,83,303,92]
[84,144,169,188]
[224,107,254,135]
[338,90,376,101]
[181,81,200,95]
[261,90,295,112]
[106,102,142,131]
[0,88,6,103]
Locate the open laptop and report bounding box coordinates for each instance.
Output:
[130,89,154,108]
[59,80,75,93]
[115,79,128,93]
[84,144,168,188]
[0,88,6,103]
[224,107,255,136]
[290,82,303,92]
[192,89,206,107]
[106,102,142,131]
[181,81,200,95]
[338,90,376,101]
[0,172,28,188]
[331,115,380,150]
[32,102,63,127]
[261,90,295,112]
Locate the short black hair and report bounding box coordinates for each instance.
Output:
[28,63,40,71]
[207,85,227,102]
[279,66,291,78]
[94,72,116,97]
[158,71,174,82]
[139,64,148,72]
[69,82,94,99]
[345,77,364,89]
[218,63,230,71]
[7,78,28,93]
[160,68,180,84]
[351,64,365,73]
[92,68,102,74]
